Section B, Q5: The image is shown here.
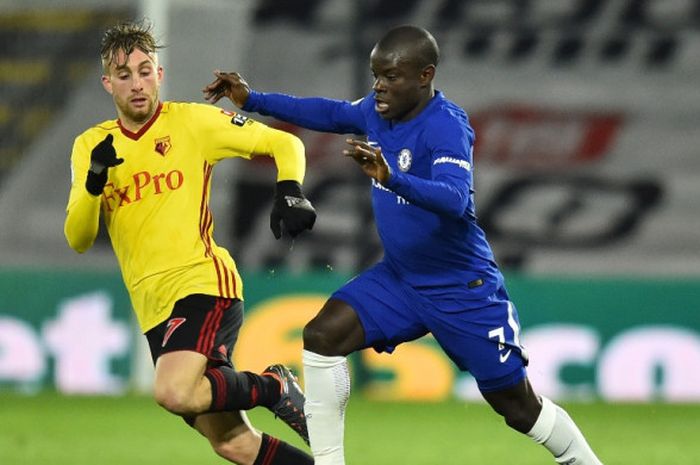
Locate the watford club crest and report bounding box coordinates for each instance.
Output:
[154,136,171,156]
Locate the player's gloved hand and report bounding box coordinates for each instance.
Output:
[85,134,124,195]
[270,180,316,239]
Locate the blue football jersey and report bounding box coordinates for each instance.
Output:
[245,90,504,310]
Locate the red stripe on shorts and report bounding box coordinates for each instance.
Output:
[196,299,221,354]
[204,299,226,356]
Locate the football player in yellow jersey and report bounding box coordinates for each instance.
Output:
[64,21,314,465]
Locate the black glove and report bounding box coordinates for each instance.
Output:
[85,134,124,195]
[270,180,316,239]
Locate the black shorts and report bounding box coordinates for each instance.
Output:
[145,294,243,367]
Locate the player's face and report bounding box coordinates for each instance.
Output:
[101,48,162,128]
[370,47,432,122]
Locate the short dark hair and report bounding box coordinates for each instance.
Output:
[376,25,440,69]
[100,20,162,71]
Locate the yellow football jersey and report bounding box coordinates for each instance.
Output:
[65,101,306,332]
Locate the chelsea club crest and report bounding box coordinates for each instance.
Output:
[398,148,412,172]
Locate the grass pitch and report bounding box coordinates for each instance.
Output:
[1,393,699,465]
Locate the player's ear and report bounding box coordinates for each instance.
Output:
[419,65,435,87]
[101,74,113,95]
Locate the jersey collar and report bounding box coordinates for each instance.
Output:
[117,101,163,141]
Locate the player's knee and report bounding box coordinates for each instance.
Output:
[153,382,198,416]
[303,322,335,354]
[502,405,538,433]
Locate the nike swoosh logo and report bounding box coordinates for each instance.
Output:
[500,349,512,363]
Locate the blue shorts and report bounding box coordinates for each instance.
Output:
[332,261,528,392]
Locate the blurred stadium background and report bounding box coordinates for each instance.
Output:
[1,0,699,464]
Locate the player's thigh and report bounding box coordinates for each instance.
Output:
[327,261,428,354]
[154,350,207,389]
[148,295,244,405]
[147,294,244,376]
[194,411,261,461]
[428,290,528,391]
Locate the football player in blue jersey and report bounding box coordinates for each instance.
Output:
[204,25,604,465]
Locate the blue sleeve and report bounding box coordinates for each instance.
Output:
[243,90,367,135]
[385,117,474,218]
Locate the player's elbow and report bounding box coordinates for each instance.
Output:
[443,193,470,218]
[279,132,304,157]
[443,201,467,218]
[64,222,95,253]
[269,130,306,181]
[66,234,93,254]
[431,178,470,218]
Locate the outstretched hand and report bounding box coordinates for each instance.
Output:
[202,70,251,108]
[343,139,391,184]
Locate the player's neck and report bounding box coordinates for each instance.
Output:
[117,104,161,133]
[394,89,435,124]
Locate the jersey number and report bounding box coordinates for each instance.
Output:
[488,302,522,363]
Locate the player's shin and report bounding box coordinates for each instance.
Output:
[302,349,350,465]
[527,396,604,465]
[253,433,313,465]
[204,366,280,411]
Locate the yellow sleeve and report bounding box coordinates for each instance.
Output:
[64,134,101,253]
[195,103,306,183]
[250,124,306,183]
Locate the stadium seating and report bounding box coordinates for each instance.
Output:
[0,9,131,186]
[1,0,698,276]
[251,0,693,67]
[234,0,700,272]
[2,0,695,187]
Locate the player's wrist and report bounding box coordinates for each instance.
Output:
[85,170,107,196]
[275,180,304,197]
[241,90,260,112]
[379,165,393,186]
[88,162,106,175]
